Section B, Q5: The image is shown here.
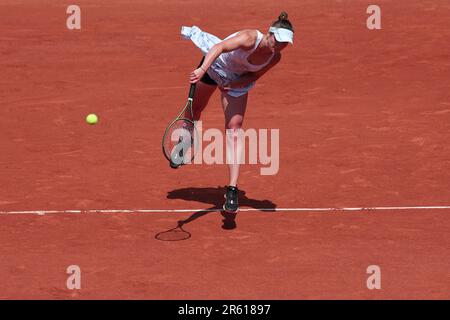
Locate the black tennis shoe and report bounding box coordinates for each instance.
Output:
[223,185,239,213]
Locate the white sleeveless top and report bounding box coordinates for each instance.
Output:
[181,26,272,97]
[215,30,274,76]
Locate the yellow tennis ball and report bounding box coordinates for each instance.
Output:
[86,114,98,125]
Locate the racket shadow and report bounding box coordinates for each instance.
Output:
[154,221,191,241]
[154,208,215,242]
[167,186,277,230]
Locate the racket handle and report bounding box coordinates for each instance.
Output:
[188,83,197,100]
[188,56,206,100]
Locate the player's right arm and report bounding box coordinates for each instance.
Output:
[189,31,257,83]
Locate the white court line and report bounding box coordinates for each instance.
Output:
[0,206,450,216]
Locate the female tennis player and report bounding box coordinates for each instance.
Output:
[180,12,294,213]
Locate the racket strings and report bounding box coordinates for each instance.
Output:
[163,119,198,164]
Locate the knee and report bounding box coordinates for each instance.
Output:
[226,120,243,131]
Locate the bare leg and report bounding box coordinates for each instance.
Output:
[221,91,248,187]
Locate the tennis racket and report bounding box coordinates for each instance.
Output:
[162,66,202,168]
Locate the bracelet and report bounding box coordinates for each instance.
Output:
[200,66,207,72]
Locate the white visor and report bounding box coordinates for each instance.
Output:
[269,27,294,44]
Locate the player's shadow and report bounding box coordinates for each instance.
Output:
[167,186,276,230]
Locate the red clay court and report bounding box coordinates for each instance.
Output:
[0,0,449,299]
